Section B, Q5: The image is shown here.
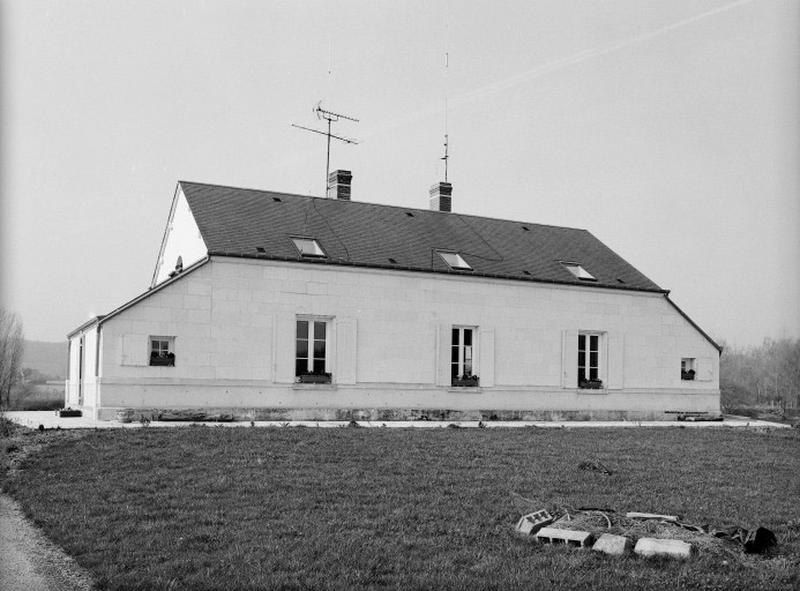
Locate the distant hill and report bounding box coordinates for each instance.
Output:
[23,340,67,380]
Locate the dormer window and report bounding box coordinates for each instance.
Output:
[562,262,596,281]
[291,238,326,258]
[438,251,472,270]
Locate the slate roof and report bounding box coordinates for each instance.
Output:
[178,181,664,293]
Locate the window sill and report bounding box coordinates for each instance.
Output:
[576,388,608,395]
[447,387,483,394]
[292,383,338,391]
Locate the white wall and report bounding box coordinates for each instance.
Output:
[152,188,207,286]
[94,257,720,418]
[65,325,100,409]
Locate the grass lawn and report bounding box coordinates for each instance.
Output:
[2,424,799,590]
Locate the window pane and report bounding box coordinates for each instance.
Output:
[578,367,586,382]
[451,346,459,363]
[296,339,308,359]
[313,341,326,358]
[463,329,472,347]
[295,359,307,376]
[314,321,326,340]
[590,335,599,351]
[451,364,459,378]
[589,367,598,380]
[578,334,585,351]
[296,321,308,339]
[313,359,326,374]
[590,352,598,368]
[578,351,585,366]
[452,328,459,346]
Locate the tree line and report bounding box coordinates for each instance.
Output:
[720,338,800,412]
[0,308,24,408]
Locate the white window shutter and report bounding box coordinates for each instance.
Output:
[436,324,451,386]
[120,334,147,366]
[274,315,296,384]
[696,357,714,382]
[336,318,357,384]
[606,332,624,390]
[562,330,578,388]
[479,329,495,387]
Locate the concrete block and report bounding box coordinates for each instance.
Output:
[515,510,554,535]
[535,527,593,548]
[592,533,632,556]
[634,538,691,559]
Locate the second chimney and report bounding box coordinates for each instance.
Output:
[429,182,452,212]
[327,170,352,200]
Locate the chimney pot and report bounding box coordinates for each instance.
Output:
[429,182,452,212]
[327,169,352,200]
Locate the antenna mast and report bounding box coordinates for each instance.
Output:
[292,102,359,194]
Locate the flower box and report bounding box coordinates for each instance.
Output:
[681,370,696,381]
[452,376,480,387]
[149,355,175,367]
[57,408,82,418]
[579,379,604,390]
[297,373,332,384]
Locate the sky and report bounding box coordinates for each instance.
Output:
[1,0,798,347]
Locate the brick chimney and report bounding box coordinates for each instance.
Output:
[429,182,452,212]
[327,169,352,200]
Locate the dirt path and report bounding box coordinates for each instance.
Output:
[0,494,94,591]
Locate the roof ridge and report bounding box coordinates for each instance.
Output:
[177,180,590,234]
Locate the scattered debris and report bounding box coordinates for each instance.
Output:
[592,533,632,556]
[634,537,692,559]
[674,522,777,554]
[627,512,679,522]
[577,460,613,475]
[536,527,594,548]
[515,510,554,535]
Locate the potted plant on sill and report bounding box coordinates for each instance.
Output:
[452,374,480,387]
[681,369,696,381]
[150,353,175,367]
[296,372,332,384]
[579,378,603,389]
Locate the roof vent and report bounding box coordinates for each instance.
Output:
[429,182,452,212]
[327,169,352,200]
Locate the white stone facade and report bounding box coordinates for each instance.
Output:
[66,257,720,420]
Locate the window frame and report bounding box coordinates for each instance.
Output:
[578,332,603,388]
[438,251,472,271]
[681,357,696,381]
[291,237,326,258]
[562,262,597,281]
[451,326,479,387]
[295,317,332,383]
[149,336,176,367]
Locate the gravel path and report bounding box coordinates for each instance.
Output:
[0,494,95,591]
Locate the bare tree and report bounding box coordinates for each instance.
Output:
[0,308,24,408]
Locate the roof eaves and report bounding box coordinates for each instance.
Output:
[208,251,667,295]
[66,315,106,339]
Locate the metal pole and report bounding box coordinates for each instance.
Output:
[325,117,332,194]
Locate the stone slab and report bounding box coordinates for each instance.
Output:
[634,537,691,559]
[535,527,593,547]
[592,533,632,556]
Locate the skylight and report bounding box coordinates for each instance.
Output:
[438,251,472,270]
[562,262,596,281]
[291,238,326,258]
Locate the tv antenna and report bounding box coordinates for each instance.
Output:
[292,102,359,194]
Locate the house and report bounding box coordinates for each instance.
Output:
[66,171,721,421]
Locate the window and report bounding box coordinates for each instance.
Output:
[681,358,696,381]
[296,319,331,383]
[578,333,602,388]
[562,262,596,281]
[291,237,326,258]
[451,327,479,386]
[438,251,472,270]
[150,336,175,367]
